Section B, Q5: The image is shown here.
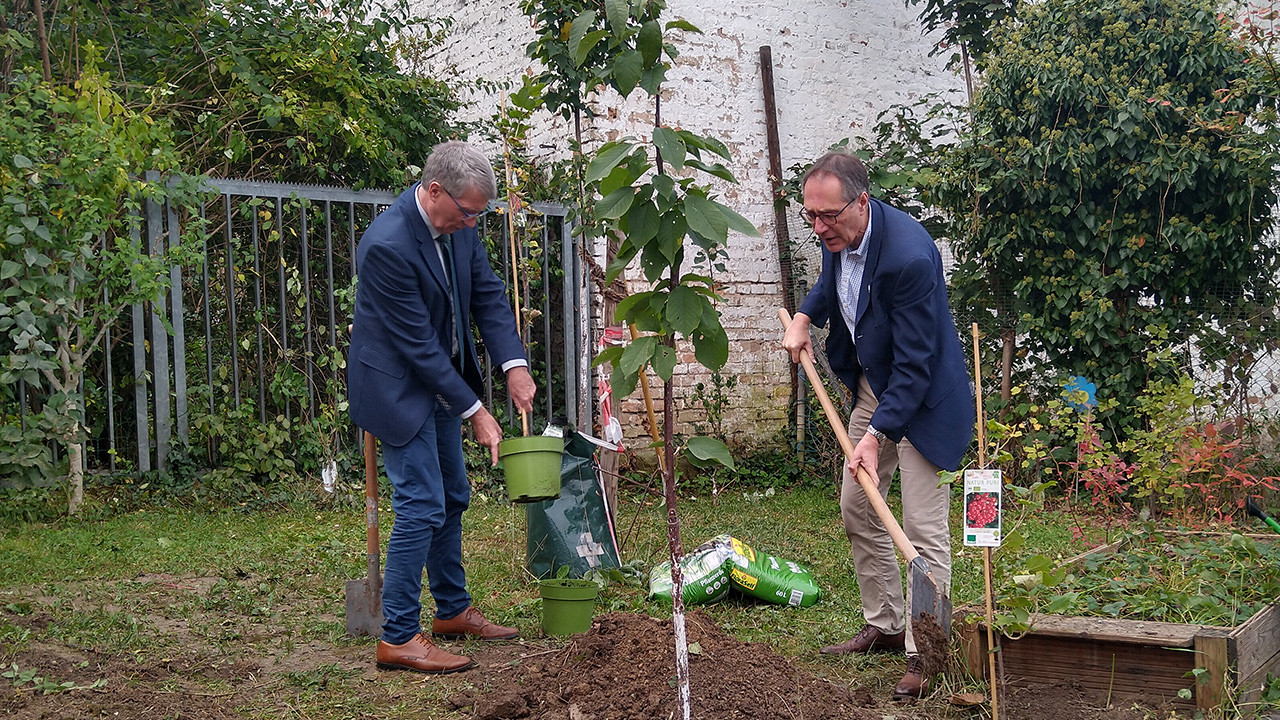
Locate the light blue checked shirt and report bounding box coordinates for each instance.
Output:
[836,208,874,341]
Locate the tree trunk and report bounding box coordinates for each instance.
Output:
[67,438,85,516]
[663,370,691,720]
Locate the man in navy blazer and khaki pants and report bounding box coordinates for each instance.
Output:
[349,141,535,674]
[782,152,973,699]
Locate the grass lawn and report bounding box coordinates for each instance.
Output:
[0,483,1205,718]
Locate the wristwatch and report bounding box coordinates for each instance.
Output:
[867,425,887,444]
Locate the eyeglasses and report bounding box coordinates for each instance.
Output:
[799,195,859,226]
[443,187,488,221]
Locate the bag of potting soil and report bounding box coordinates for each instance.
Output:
[723,536,821,607]
[647,535,734,605]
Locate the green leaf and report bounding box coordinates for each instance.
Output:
[684,158,735,182]
[596,187,635,219]
[621,199,660,244]
[683,193,728,245]
[638,64,667,95]
[585,142,634,183]
[604,0,629,36]
[574,29,609,67]
[692,308,729,370]
[613,290,654,325]
[620,335,656,376]
[592,344,624,368]
[612,50,644,98]
[12,154,33,169]
[714,199,759,236]
[665,19,701,33]
[637,20,663,65]
[681,131,730,160]
[685,435,735,470]
[610,367,639,398]
[651,343,677,380]
[0,261,21,280]
[652,126,686,171]
[569,10,598,65]
[667,285,702,336]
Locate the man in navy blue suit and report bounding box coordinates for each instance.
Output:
[348,141,536,675]
[782,152,973,699]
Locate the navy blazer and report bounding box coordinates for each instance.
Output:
[347,186,525,447]
[799,197,974,471]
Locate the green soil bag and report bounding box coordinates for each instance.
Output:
[525,432,622,579]
[648,536,734,605]
[723,535,821,607]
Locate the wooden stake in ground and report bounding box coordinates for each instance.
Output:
[971,322,1000,720]
[501,95,529,436]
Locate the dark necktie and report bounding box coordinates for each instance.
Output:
[439,233,466,374]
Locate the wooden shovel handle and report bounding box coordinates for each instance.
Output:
[363,431,381,576]
[778,308,920,564]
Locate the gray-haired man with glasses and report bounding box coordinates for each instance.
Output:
[782,151,973,700]
[349,140,537,675]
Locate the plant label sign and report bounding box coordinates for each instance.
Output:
[963,469,1002,547]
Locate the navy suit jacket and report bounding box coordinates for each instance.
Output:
[347,186,525,447]
[799,197,974,471]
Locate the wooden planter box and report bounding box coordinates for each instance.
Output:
[954,533,1280,712]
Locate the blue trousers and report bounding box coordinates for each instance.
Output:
[379,409,472,645]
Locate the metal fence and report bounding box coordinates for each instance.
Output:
[36,178,588,475]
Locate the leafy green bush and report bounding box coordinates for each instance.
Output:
[12,0,461,187]
[937,0,1280,434]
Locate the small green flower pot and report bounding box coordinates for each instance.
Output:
[498,435,563,503]
[539,578,598,636]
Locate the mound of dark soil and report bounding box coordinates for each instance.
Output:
[457,610,878,720]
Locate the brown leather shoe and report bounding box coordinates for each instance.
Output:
[892,655,928,700]
[432,606,520,641]
[376,632,473,674]
[820,624,906,655]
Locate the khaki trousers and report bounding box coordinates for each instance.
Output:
[841,376,951,655]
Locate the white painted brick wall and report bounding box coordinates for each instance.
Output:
[414,1,963,450]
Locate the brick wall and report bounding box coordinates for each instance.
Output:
[415,1,963,451]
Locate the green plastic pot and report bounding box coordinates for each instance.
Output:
[498,435,563,503]
[539,578,598,636]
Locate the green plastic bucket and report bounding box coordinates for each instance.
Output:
[539,578,598,636]
[498,435,563,503]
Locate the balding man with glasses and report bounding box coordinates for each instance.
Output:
[781,151,973,700]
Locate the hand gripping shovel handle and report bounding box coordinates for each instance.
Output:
[777,309,920,564]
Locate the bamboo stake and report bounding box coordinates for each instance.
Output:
[972,323,999,720]
[501,94,529,437]
[628,324,665,473]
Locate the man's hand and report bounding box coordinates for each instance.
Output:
[846,432,880,485]
[781,312,815,365]
[508,366,537,414]
[469,406,503,466]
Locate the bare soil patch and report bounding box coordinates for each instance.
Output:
[0,581,1186,720]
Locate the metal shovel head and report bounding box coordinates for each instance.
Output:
[908,555,952,637]
[345,577,384,638]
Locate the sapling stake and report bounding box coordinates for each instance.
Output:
[972,323,1000,720]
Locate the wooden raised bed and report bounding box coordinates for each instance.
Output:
[954,533,1280,712]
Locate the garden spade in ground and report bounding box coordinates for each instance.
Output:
[777,309,951,672]
[346,431,384,637]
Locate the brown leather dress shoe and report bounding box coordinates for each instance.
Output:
[892,655,928,700]
[376,632,473,674]
[432,606,520,641]
[820,624,906,655]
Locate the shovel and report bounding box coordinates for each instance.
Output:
[1246,498,1280,536]
[345,430,385,637]
[777,309,952,643]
